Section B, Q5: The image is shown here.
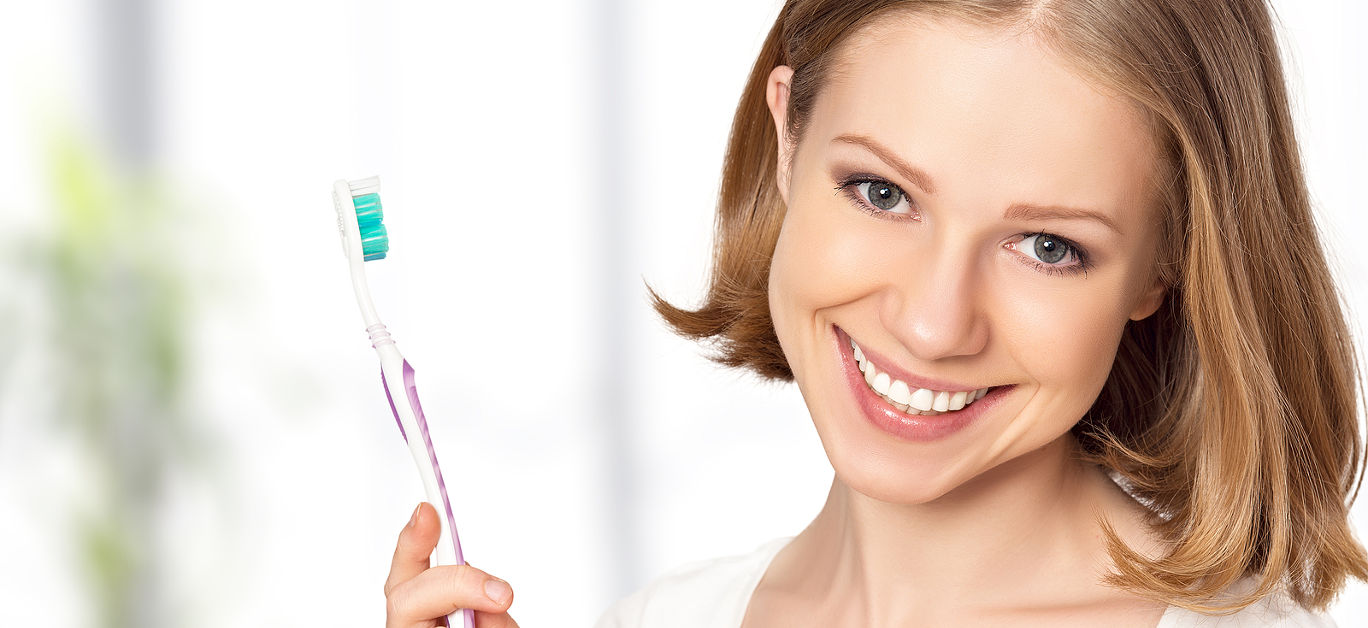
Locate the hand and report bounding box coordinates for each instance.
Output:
[384,502,519,628]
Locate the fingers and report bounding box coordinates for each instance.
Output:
[386,563,515,625]
[384,503,518,628]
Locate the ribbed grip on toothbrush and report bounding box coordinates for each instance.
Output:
[367,323,395,349]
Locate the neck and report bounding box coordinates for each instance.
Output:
[782,435,1131,625]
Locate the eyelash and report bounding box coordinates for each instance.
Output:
[833,175,1093,278]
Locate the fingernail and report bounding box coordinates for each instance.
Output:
[408,504,422,529]
[484,578,512,604]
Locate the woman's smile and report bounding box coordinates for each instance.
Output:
[834,325,1014,442]
[845,326,997,413]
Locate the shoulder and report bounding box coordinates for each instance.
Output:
[1157,579,1336,628]
[594,537,793,628]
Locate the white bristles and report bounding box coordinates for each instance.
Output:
[348,176,380,197]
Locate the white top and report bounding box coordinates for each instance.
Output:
[594,537,1335,627]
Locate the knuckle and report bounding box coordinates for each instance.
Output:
[384,582,411,619]
[443,564,486,597]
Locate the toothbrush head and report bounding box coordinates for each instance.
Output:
[333,176,389,262]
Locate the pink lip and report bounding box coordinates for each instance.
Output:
[833,325,1012,442]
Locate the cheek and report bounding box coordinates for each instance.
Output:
[768,199,884,379]
[769,199,887,322]
[997,281,1129,408]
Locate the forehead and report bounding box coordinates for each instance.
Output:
[810,15,1161,227]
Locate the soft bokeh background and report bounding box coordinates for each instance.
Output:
[0,1,1364,626]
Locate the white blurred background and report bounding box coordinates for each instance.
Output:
[0,1,1363,626]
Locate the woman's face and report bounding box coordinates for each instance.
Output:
[766,16,1168,504]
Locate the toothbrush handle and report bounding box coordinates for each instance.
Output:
[381,359,474,628]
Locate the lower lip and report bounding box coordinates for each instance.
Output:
[834,326,1012,442]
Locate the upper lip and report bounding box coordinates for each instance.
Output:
[837,326,999,393]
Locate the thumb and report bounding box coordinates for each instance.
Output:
[410,501,443,548]
[385,502,441,596]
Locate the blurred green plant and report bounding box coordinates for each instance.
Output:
[15,128,218,628]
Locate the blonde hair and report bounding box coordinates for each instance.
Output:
[650,0,1368,613]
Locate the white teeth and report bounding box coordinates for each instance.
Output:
[849,335,996,416]
[909,387,934,412]
[872,372,891,396]
[887,380,911,405]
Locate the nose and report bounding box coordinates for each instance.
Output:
[881,243,990,362]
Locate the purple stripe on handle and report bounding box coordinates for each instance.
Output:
[380,370,409,442]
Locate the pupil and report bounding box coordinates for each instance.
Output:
[869,183,902,210]
[1034,236,1067,264]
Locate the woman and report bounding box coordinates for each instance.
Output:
[384,1,1368,626]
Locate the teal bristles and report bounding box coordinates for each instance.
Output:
[352,193,389,261]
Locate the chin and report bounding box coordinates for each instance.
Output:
[813,411,979,505]
[834,454,966,505]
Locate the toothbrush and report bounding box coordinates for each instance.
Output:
[332,176,474,628]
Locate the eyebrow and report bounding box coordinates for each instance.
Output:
[832,133,939,195]
[830,133,1121,235]
[1003,202,1121,235]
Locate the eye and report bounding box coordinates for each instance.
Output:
[836,177,915,217]
[1014,233,1091,277]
